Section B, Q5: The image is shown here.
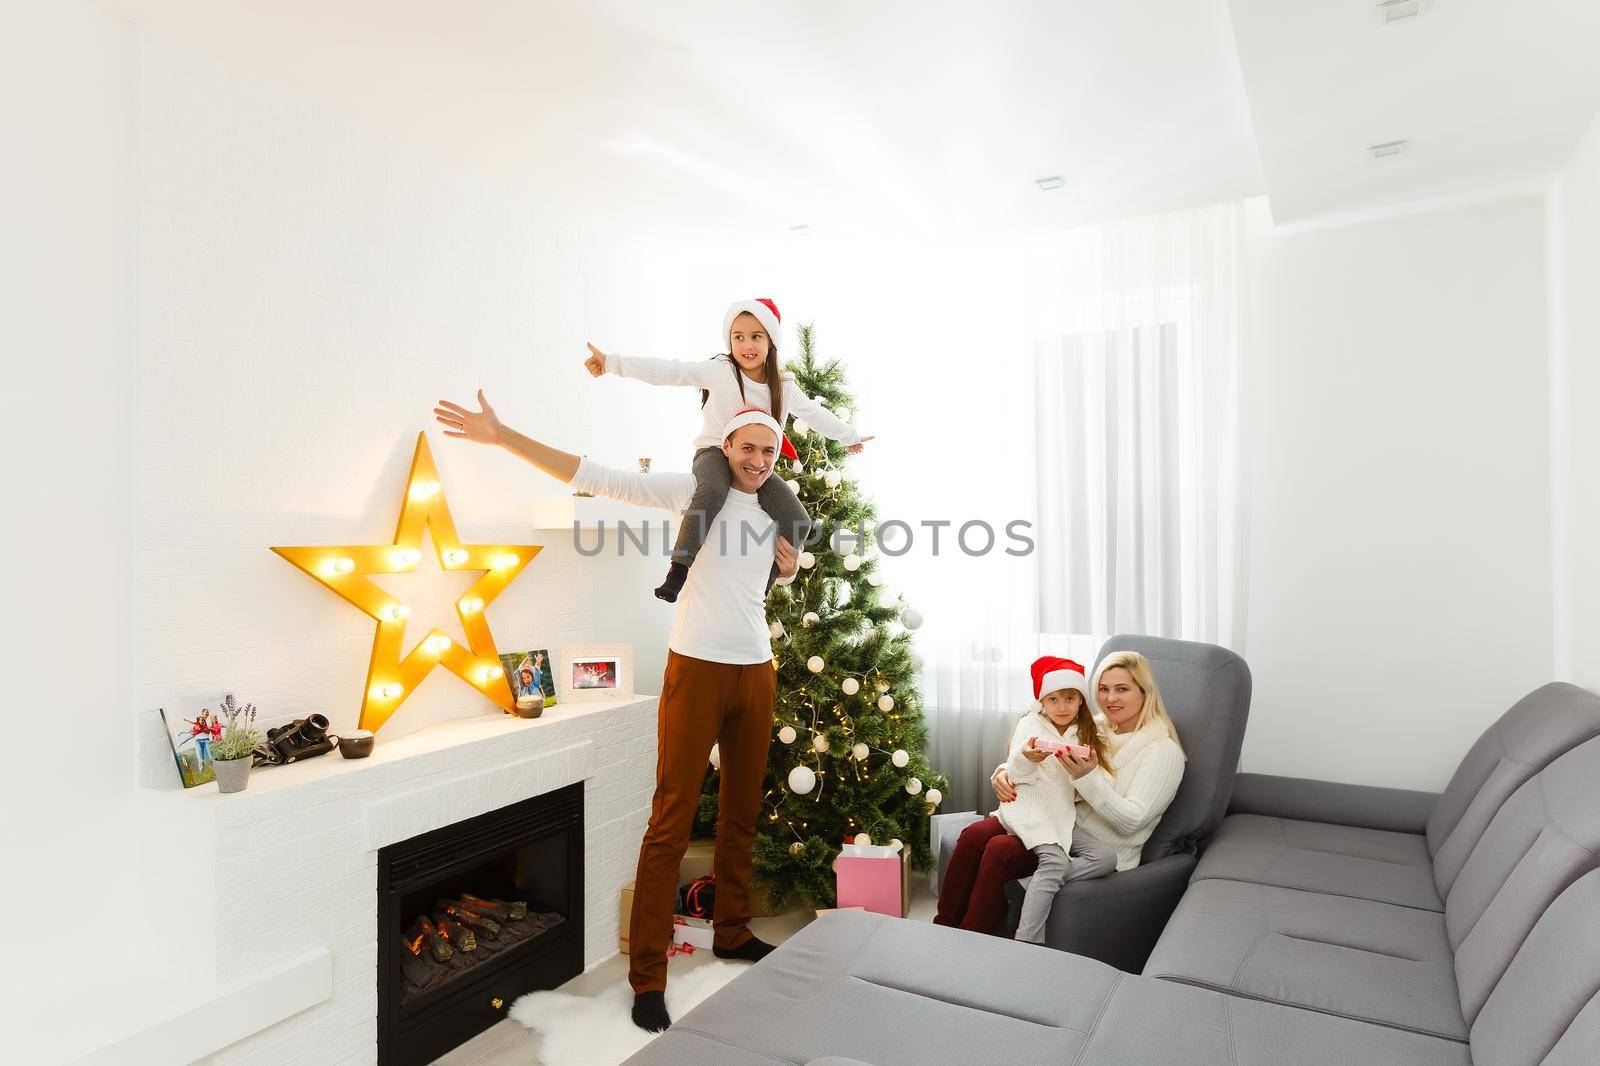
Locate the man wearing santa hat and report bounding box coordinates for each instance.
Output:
[432,390,796,1033]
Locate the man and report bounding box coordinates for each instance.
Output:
[433,390,799,1032]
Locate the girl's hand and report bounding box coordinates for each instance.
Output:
[584,343,608,377]
[1059,747,1097,780]
[434,390,504,446]
[992,768,1018,803]
[846,434,876,455]
[774,536,800,580]
[1022,738,1049,763]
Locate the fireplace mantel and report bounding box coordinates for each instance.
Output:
[89,697,659,1066]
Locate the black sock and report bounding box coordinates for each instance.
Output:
[713,936,776,963]
[654,563,689,603]
[631,990,672,1032]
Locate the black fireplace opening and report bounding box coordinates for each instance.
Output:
[378,781,584,1066]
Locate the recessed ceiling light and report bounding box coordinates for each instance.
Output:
[1377,0,1422,23]
[1368,139,1409,159]
[1035,176,1064,191]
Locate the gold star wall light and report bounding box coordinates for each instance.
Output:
[272,432,541,733]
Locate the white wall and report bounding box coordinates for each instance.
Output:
[4,4,800,1059]
[1241,195,1554,790]
[1547,107,1600,691]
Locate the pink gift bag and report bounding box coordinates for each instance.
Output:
[835,844,905,917]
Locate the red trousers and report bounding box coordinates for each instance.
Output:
[933,816,1039,934]
[628,651,775,994]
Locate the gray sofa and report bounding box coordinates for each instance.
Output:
[936,634,1253,969]
[624,677,1600,1065]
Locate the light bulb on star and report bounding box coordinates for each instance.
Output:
[381,682,404,699]
[385,604,411,622]
[459,597,483,614]
[445,549,469,566]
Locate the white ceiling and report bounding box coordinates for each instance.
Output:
[91,0,1600,233]
[1227,0,1600,223]
[93,0,1266,237]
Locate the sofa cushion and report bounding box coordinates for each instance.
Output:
[1469,866,1600,1066]
[1445,733,1600,1024]
[1426,682,1600,901]
[1095,635,1252,862]
[623,911,1470,1066]
[1193,813,1441,910]
[1143,878,1466,1041]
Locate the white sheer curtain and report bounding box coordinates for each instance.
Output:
[914,202,1248,813]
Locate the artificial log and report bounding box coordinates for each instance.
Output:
[437,901,501,939]
[398,934,440,987]
[406,916,453,962]
[461,893,528,921]
[435,916,478,953]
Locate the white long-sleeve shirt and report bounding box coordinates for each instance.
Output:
[993,711,1083,851]
[567,457,775,665]
[1071,724,1185,871]
[607,353,862,451]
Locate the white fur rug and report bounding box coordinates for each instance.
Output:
[508,960,746,1066]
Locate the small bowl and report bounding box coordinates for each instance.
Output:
[337,730,375,759]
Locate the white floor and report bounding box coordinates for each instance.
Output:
[433,884,940,1065]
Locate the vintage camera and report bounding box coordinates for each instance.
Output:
[258,713,336,765]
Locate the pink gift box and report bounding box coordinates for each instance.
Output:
[835,852,906,918]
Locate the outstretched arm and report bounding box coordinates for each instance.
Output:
[435,391,579,483]
[434,390,695,512]
[584,344,723,388]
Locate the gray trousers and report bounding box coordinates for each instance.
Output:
[674,446,812,584]
[1014,827,1118,944]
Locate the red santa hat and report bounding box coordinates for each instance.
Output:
[723,406,798,462]
[1031,655,1091,705]
[723,298,782,349]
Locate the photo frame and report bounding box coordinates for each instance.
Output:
[558,643,634,703]
[498,647,558,718]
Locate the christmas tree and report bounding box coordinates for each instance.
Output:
[694,322,949,908]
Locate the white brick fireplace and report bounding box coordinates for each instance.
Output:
[171,699,656,1065]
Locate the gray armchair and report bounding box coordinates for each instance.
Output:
[937,634,1252,972]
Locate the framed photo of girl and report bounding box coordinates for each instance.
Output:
[558,643,634,703]
[498,648,557,718]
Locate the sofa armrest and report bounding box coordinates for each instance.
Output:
[1005,851,1196,973]
[1227,772,1438,834]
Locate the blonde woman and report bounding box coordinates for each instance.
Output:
[994,650,1187,875]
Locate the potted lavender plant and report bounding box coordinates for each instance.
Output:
[213,694,262,794]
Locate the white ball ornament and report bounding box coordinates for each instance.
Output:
[891,749,909,768]
[793,418,811,437]
[835,407,852,423]
[853,832,872,846]
[824,470,842,490]
[866,572,883,587]
[905,777,923,796]
[802,611,820,627]
[926,788,943,807]
[812,734,830,753]
[799,551,816,569]
[807,655,825,673]
[708,744,721,770]
[784,479,800,494]
[876,588,898,610]
[902,607,924,630]
[851,742,869,761]
[769,620,785,639]
[841,677,860,695]
[878,694,896,712]
[787,765,817,795]
[842,553,861,571]
[791,460,805,475]
[778,725,797,745]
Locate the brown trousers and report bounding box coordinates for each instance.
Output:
[628,650,776,993]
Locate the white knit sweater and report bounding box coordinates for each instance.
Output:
[992,711,1084,851]
[1071,723,1185,871]
[607,353,862,451]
